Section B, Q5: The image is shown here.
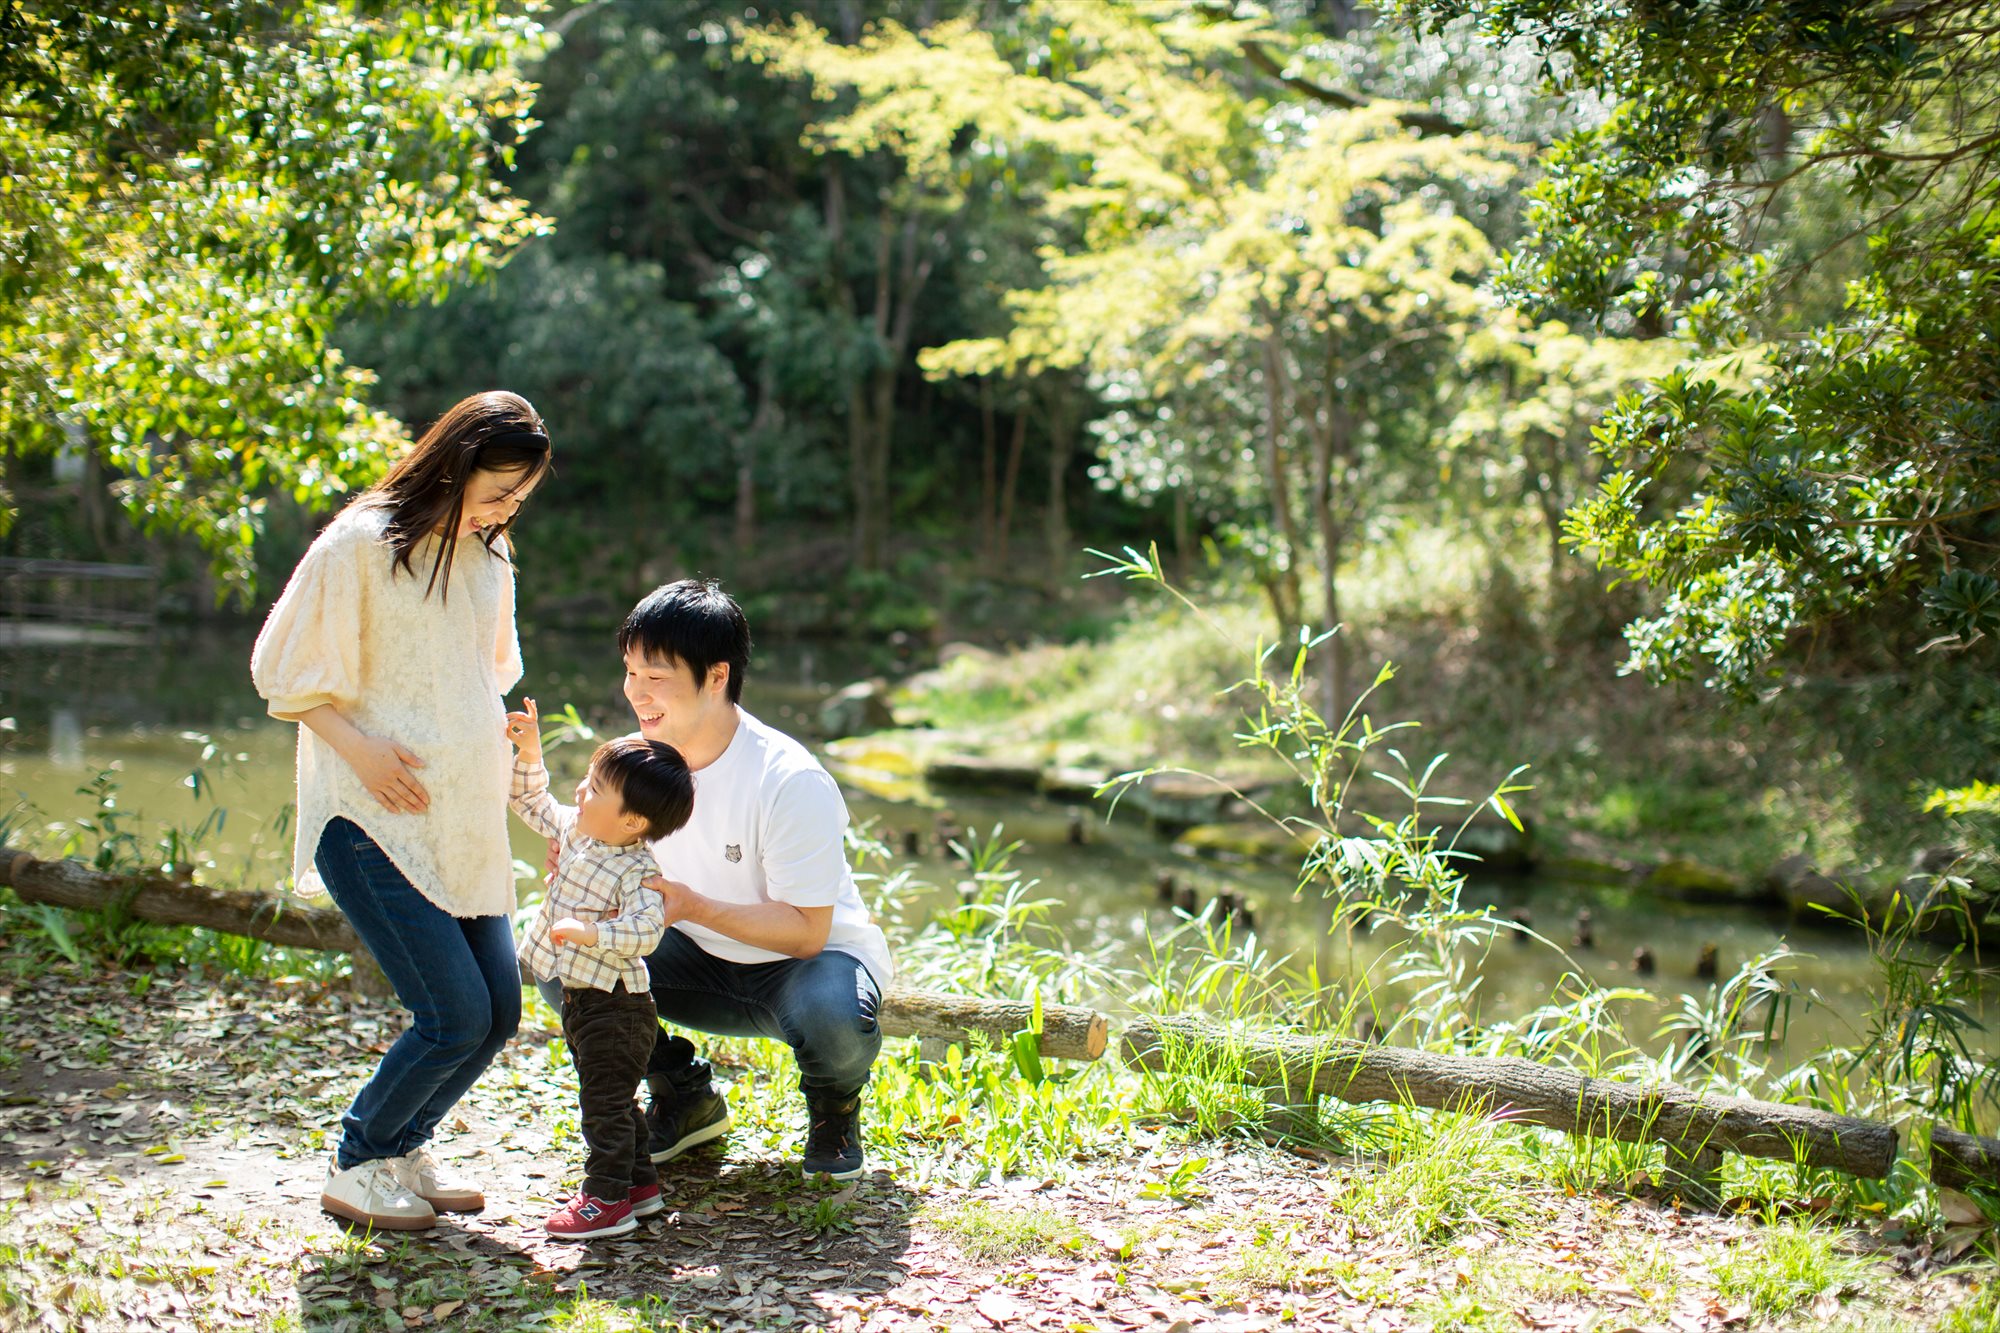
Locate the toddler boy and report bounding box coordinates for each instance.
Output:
[505,699,694,1240]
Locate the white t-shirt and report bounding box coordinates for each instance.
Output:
[648,709,893,986]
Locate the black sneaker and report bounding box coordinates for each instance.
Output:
[646,1076,730,1164]
[801,1095,864,1181]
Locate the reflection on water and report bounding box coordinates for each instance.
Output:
[47,709,82,768]
[0,622,1969,1061]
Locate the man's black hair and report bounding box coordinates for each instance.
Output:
[618,578,750,704]
[589,737,695,842]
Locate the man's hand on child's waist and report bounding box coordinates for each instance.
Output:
[643,875,696,926]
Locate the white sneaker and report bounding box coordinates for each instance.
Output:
[393,1146,485,1212]
[321,1158,437,1231]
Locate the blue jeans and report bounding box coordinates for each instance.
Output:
[535,928,882,1101]
[316,818,521,1169]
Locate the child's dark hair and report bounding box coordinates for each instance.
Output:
[618,578,750,704]
[589,737,694,841]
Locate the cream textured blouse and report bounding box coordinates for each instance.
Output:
[250,503,524,918]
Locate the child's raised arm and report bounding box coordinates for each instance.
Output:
[505,698,574,840]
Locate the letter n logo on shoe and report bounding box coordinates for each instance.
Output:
[578,1200,601,1220]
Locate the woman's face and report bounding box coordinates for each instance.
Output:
[458,466,538,539]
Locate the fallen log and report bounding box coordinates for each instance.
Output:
[0,851,1107,1061]
[880,989,1106,1061]
[1122,1014,1897,1179]
[0,849,360,952]
[1931,1124,2000,1194]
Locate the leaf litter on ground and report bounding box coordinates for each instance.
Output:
[0,954,1989,1331]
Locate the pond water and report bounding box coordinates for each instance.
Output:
[0,620,1944,1062]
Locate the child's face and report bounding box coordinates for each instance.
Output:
[575,771,648,846]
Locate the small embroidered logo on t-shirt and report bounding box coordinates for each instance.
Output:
[725,844,742,863]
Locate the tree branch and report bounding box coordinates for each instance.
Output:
[1238,38,1470,137]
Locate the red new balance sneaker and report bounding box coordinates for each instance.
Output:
[544,1190,636,1240]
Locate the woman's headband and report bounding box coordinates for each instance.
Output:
[477,429,549,450]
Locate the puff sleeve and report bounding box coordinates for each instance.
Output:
[250,521,366,722]
[493,540,524,696]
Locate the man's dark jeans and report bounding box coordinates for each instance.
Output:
[315,818,520,1171]
[561,983,663,1200]
[641,928,882,1100]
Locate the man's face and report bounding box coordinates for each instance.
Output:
[622,648,724,748]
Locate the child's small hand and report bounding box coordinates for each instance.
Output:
[504,697,541,762]
[550,917,599,948]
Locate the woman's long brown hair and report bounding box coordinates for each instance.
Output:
[361,390,553,601]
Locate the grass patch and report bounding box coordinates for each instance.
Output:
[1708,1215,1880,1318]
[1934,1273,2000,1333]
[925,1199,1089,1263]
[1208,1219,1341,1298]
[1341,1109,1555,1246]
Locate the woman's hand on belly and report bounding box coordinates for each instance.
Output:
[340,733,432,814]
[298,704,432,815]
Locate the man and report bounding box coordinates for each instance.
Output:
[606,578,891,1182]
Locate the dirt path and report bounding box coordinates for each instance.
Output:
[0,960,1986,1332]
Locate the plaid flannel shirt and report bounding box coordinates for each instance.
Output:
[510,758,665,993]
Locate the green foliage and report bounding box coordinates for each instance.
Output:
[1138,1155,1212,1207]
[342,247,754,520]
[1401,0,2000,691]
[745,0,1529,690]
[1,0,549,594]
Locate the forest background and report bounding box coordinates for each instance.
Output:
[7,0,2000,919]
[6,3,2000,1327]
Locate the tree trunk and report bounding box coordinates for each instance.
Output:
[1042,381,1074,593]
[1257,331,1305,638]
[978,376,998,562]
[81,443,114,554]
[843,204,940,573]
[1308,387,1353,718]
[1318,519,1345,717]
[734,360,778,557]
[1172,483,1192,585]
[0,851,1109,1060]
[1121,1013,1897,1178]
[850,206,901,572]
[853,363,895,573]
[997,402,1028,566]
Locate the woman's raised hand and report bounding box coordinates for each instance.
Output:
[343,734,431,814]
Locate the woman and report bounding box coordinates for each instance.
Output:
[252,390,550,1230]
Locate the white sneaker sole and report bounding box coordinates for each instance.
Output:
[649,1115,730,1164]
[630,1196,666,1219]
[321,1192,437,1231]
[413,1187,485,1212]
[546,1215,638,1241]
[804,1162,863,1183]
